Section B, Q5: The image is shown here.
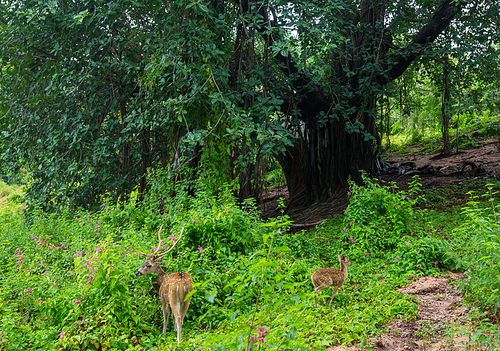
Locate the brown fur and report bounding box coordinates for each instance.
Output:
[136,258,193,343]
[311,254,352,308]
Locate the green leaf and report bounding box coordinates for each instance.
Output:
[205,290,217,303]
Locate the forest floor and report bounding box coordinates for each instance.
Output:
[260,138,500,223]
[384,137,500,194]
[354,138,499,350]
[329,272,476,351]
[342,138,499,350]
[263,137,500,350]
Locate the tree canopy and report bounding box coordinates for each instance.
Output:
[0,0,498,212]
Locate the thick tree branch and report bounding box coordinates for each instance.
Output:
[384,0,462,82]
[233,0,310,95]
[30,46,59,62]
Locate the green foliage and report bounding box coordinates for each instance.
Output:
[0,182,270,349]
[275,229,321,261]
[0,0,499,347]
[264,158,286,189]
[339,174,421,257]
[3,0,497,214]
[454,309,500,350]
[0,0,234,211]
[386,0,500,152]
[3,171,500,350]
[0,180,22,202]
[101,168,262,254]
[444,184,500,321]
[0,178,430,350]
[0,206,171,349]
[175,185,260,254]
[389,108,500,157]
[392,236,450,277]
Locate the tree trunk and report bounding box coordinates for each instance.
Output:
[386,99,391,150]
[442,57,452,156]
[277,97,379,210]
[138,127,151,200]
[119,90,130,202]
[236,0,461,211]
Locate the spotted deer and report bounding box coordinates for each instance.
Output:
[311,254,352,308]
[135,226,193,343]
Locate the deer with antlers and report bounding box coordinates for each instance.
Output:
[135,226,193,343]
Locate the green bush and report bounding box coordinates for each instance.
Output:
[0,180,22,202]
[392,236,451,277]
[8,176,496,349]
[0,206,162,350]
[101,167,262,254]
[445,185,500,321]
[339,174,421,258]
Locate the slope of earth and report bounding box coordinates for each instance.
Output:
[383,138,500,188]
[260,138,500,223]
[328,272,495,350]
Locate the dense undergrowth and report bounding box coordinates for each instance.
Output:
[0,173,499,350]
[388,111,500,156]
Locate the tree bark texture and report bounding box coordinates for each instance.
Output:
[441,57,452,156]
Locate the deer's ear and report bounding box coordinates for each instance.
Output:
[156,256,163,263]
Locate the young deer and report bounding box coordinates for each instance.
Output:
[311,254,352,308]
[135,226,193,343]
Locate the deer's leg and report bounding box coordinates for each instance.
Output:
[180,288,192,325]
[161,297,170,334]
[328,286,340,305]
[175,295,186,343]
[171,300,178,332]
[313,288,321,308]
[314,283,330,306]
[176,317,182,343]
[174,289,192,343]
[169,293,183,343]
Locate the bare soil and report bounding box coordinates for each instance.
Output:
[328,273,480,351]
[384,138,500,188]
[260,138,500,224]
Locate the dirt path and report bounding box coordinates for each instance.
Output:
[328,273,484,351]
[385,138,500,188]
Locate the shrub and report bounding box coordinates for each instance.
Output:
[392,236,450,277]
[339,173,421,258]
[142,168,262,254]
[0,181,427,350]
[446,185,500,321]
[0,180,22,202]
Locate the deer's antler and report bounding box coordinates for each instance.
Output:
[155,227,184,259]
[137,224,164,257]
[152,224,167,257]
[137,225,184,259]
